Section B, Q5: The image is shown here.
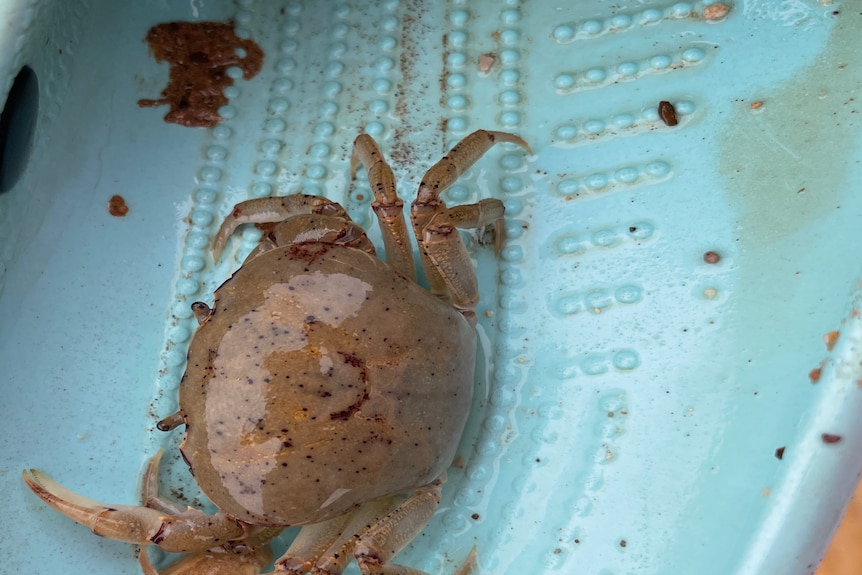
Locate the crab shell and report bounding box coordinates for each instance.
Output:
[178,240,476,527]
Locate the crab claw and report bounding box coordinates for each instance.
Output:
[22,469,243,553]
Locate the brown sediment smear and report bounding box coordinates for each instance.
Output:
[138,21,264,128]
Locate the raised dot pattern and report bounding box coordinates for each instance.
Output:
[554,101,695,144]
[451,1,540,566]
[552,1,717,44]
[554,46,708,94]
[442,5,471,141]
[302,8,351,200]
[553,220,656,256]
[349,2,401,225]
[554,161,672,199]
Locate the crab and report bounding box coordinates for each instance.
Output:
[23,130,530,575]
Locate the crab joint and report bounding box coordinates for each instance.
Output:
[23,469,244,553]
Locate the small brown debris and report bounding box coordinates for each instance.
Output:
[658,100,678,126]
[553,548,562,554]
[809,367,822,383]
[619,539,627,548]
[750,100,764,109]
[823,331,839,351]
[703,3,731,20]
[108,194,129,217]
[775,446,785,460]
[703,251,721,264]
[821,433,842,444]
[479,53,496,73]
[471,513,480,520]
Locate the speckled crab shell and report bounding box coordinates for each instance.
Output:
[178,241,476,527]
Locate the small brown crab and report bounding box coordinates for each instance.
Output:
[23,130,530,574]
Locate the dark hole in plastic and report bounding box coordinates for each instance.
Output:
[0,66,39,194]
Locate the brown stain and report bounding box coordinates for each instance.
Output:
[138,21,264,127]
[329,351,370,421]
[718,19,859,246]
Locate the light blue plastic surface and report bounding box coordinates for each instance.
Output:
[2,1,862,574]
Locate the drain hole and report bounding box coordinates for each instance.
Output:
[0,66,39,194]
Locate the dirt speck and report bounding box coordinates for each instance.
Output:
[658,100,678,126]
[109,194,129,217]
[703,3,731,20]
[775,446,785,460]
[479,53,495,73]
[809,367,822,383]
[703,251,721,264]
[821,433,842,444]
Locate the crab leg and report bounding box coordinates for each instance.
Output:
[352,478,445,575]
[213,194,351,262]
[23,469,244,553]
[422,199,506,310]
[278,495,402,574]
[274,513,357,574]
[414,130,531,208]
[137,450,279,575]
[352,134,418,281]
[411,130,530,307]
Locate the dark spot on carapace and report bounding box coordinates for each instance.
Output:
[339,351,364,368]
[330,389,370,421]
